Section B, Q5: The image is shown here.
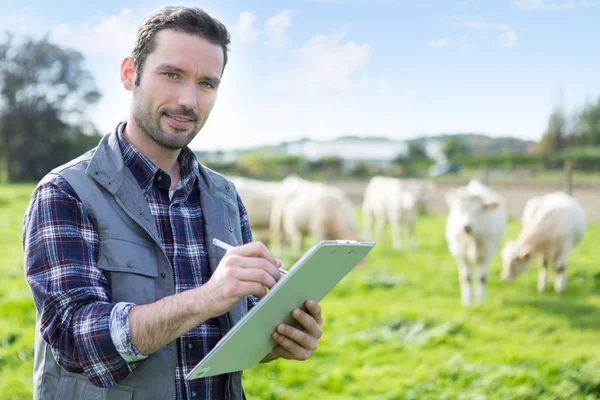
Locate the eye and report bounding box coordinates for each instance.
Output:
[164,72,178,79]
[200,81,215,89]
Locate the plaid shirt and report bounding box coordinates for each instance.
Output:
[23,123,257,399]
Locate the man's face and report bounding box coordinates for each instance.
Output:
[131,29,224,150]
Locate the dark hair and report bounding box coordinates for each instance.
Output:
[131,6,231,85]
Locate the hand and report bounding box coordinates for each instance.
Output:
[268,299,323,361]
[202,242,282,318]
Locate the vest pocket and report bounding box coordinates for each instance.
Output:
[97,238,159,305]
[55,372,134,400]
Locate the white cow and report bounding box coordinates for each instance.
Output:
[270,176,362,257]
[500,192,586,293]
[405,178,436,214]
[362,176,426,250]
[269,175,314,253]
[229,176,282,242]
[445,179,508,306]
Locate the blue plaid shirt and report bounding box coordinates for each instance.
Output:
[23,123,257,399]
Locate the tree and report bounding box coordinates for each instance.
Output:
[443,136,471,159]
[572,97,600,146]
[407,140,427,160]
[537,107,568,153]
[0,34,102,182]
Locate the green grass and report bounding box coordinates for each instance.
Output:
[2,183,600,399]
[0,183,38,399]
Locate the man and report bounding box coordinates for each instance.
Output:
[23,6,323,400]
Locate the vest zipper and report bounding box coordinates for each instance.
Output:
[114,196,179,398]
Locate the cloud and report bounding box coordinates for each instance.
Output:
[197,25,392,151]
[50,8,137,57]
[265,10,293,48]
[582,0,600,6]
[429,38,452,48]
[279,27,371,90]
[43,8,139,133]
[512,0,575,10]
[307,0,399,3]
[462,20,518,47]
[441,15,517,49]
[233,12,259,44]
[0,12,44,37]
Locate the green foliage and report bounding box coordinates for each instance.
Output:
[308,156,344,175]
[0,35,102,182]
[538,108,569,153]
[446,146,600,172]
[3,183,600,399]
[572,97,600,146]
[406,141,427,160]
[349,161,374,178]
[443,136,471,158]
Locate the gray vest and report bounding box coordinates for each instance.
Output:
[32,131,249,400]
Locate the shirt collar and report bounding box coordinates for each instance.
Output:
[116,122,200,196]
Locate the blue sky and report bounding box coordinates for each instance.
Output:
[2,0,600,150]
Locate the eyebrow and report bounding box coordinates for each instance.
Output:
[156,63,221,86]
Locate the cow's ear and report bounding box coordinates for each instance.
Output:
[484,201,499,211]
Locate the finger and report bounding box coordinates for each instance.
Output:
[235,267,277,289]
[237,256,281,283]
[272,332,312,361]
[237,281,268,299]
[291,308,322,340]
[270,344,294,360]
[228,241,281,268]
[305,300,323,326]
[276,323,318,352]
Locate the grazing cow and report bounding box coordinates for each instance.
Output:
[362,176,426,250]
[500,192,586,293]
[270,176,362,257]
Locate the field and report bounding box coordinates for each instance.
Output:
[2,182,600,399]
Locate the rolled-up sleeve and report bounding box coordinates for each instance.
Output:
[109,302,148,362]
[23,175,144,387]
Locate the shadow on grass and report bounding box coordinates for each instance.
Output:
[507,297,600,330]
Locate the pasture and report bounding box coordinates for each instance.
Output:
[1,183,600,399]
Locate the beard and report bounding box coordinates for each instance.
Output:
[132,93,204,150]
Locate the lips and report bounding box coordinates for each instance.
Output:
[165,113,196,129]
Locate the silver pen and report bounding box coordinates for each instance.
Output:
[212,238,288,276]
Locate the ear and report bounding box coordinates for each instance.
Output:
[484,202,499,211]
[518,244,533,260]
[120,57,137,91]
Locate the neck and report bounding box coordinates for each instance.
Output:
[123,118,181,178]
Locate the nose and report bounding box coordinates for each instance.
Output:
[178,82,198,109]
[464,225,472,234]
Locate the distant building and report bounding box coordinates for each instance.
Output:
[424,139,446,163]
[283,137,408,170]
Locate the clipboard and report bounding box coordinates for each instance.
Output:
[185,240,375,380]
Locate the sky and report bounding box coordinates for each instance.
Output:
[2,0,600,151]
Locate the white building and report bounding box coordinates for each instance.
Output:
[284,137,408,169]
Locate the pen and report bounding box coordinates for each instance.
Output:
[212,238,288,276]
